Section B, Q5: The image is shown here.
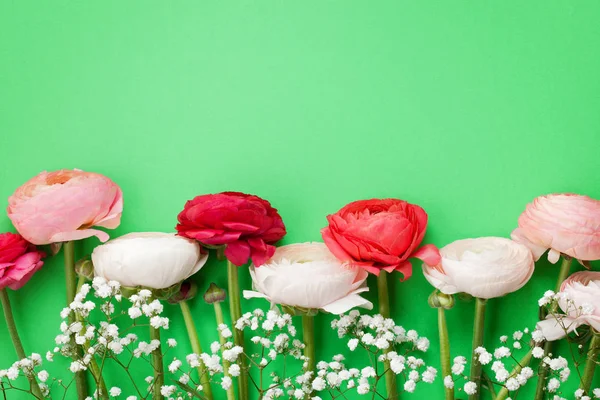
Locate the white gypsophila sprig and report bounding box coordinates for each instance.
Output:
[0,278,189,399]
[325,310,436,397]
[174,308,312,399]
[445,320,576,399]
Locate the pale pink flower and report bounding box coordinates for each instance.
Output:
[422,237,534,299]
[511,194,600,264]
[243,242,372,314]
[537,271,600,341]
[7,169,123,244]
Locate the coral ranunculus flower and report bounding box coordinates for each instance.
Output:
[321,198,440,279]
[7,169,123,245]
[511,194,600,264]
[0,233,45,290]
[176,192,286,266]
[243,242,372,314]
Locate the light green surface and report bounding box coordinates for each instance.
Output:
[1,1,600,398]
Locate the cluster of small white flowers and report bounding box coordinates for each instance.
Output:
[11,279,600,400]
[327,310,436,396]
[0,353,52,396]
[175,308,308,398]
[26,279,178,398]
[448,326,552,396]
[332,310,430,353]
[539,356,570,393]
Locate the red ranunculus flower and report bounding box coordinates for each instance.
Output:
[176,192,286,266]
[321,198,440,279]
[0,232,45,290]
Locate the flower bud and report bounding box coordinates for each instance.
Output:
[428,291,455,309]
[50,242,63,256]
[75,257,94,280]
[167,281,198,304]
[204,283,226,304]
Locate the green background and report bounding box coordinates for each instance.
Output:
[1,1,600,398]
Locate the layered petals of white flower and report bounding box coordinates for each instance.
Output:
[422,237,534,299]
[92,232,207,288]
[243,242,373,314]
[537,271,600,341]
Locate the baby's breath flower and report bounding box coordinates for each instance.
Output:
[464,381,477,395]
[444,375,454,388]
[404,380,416,392]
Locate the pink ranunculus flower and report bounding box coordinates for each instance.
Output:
[511,194,600,264]
[243,242,373,314]
[422,237,535,299]
[0,232,45,290]
[537,271,600,341]
[7,169,123,245]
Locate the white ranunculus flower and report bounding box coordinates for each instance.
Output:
[243,242,373,314]
[422,237,534,299]
[92,232,207,289]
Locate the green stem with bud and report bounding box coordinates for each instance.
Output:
[0,289,43,398]
[180,301,213,400]
[438,307,454,400]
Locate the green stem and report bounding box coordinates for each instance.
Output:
[86,348,109,400]
[214,302,235,400]
[377,272,398,399]
[534,256,573,400]
[0,289,43,399]
[495,348,533,400]
[227,261,248,400]
[553,256,573,294]
[180,301,213,400]
[63,241,88,398]
[581,333,600,394]
[438,307,454,400]
[76,313,108,399]
[150,326,164,399]
[469,298,487,400]
[302,315,316,372]
[64,241,77,306]
[76,275,86,293]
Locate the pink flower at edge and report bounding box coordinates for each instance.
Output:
[0,233,45,290]
[537,271,600,341]
[511,194,600,264]
[7,169,123,245]
[176,192,286,266]
[321,198,441,280]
